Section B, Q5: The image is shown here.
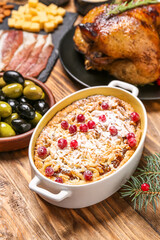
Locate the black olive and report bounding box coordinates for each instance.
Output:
[17,103,35,120]
[3,71,24,85]
[18,96,32,104]
[12,118,32,134]
[0,90,6,101]
[7,99,19,113]
[34,100,49,115]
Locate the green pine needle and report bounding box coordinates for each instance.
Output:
[106,0,159,18]
[120,153,160,213]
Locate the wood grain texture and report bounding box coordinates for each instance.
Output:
[0,1,160,239]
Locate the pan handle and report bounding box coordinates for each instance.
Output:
[108,80,139,97]
[29,176,72,202]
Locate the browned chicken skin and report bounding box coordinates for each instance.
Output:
[73,4,160,84]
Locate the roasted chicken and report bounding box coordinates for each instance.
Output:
[73,3,160,84]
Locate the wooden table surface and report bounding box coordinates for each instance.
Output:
[1,1,160,239]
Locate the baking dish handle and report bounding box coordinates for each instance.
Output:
[29,176,72,202]
[108,80,139,97]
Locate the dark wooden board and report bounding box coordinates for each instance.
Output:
[0,2,78,82]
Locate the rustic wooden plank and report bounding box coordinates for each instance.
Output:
[1,150,160,240]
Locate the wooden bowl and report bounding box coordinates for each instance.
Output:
[0,74,56,152]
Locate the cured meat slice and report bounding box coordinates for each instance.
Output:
[0,30,3,39]
[18,34,47,76]
[6,32,37,71]
[0,30,23,71]
[26,34,54,77]
[0,32,9,71]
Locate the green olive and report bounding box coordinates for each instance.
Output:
[0,77,6,88]
[23,85,43,100]
[0,101,12,118]
[0,122,16,137]
[41,92,45,99]
[30,111,42,126]
[24,80,35,87]
[2,83,23,98]
[4,113,19,126]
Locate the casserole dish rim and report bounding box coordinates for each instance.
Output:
[29,83,147,188]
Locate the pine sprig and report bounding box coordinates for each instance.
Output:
[120,153,160,212]
[106,0,159,18]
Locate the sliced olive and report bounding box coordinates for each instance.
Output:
[0,77,6,88]
[0,90,6,101]
[34,100,49,115]
[7,99,19,113]
[4,113,19,126]
[0,122,16,137]
[17,103,35,120]
[3,71,24,85]
[0,101,12,118]
[24,80,35,87]
[12,118,32,134]
[23,85,43,100]
[30,111,42,126]
[2,83,23,98]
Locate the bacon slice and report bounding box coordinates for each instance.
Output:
[18,34,47,76]
[6,32,37,71]
[26,34,54,77]
[0,30,23,71]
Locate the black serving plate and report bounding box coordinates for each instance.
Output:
[59,27,160,100]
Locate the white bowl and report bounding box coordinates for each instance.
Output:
[28,80,147,208]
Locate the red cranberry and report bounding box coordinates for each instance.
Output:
[77,114,85,122]
[141,183,150,191]
[130,112,140,122]
[128,137,136,147]
[37,146,47,158]
[84,170,93,181]
[87,120,96,129]
[55,177,63,183]
[61,120,69,130]
[80,123,88,132]
[45,166,54,177]
[70,140,78,149]
[109,126,118,136]
[69,125,77,134]
[99,114,106,122]
[156,79,160,86]
[126,132,135,139]
[58,138,67,149]
[101,102,109,110]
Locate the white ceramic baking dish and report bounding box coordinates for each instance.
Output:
[28,80,147,209]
